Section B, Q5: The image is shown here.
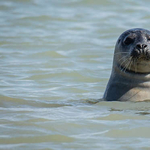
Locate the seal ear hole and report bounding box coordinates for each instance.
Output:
[123,37,134,45]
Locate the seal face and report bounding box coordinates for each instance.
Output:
[103,28,150,101]
[116,28,150,74]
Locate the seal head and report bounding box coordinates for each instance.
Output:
[115,28,150,73]
[103,28,150,101]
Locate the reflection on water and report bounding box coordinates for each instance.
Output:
[1,0,150,149]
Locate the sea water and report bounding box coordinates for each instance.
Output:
[0,0,150,149]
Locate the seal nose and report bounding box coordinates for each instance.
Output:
[136,43,147,50]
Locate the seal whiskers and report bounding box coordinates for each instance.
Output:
[123,57,132,72]
[118,55,130,72]
[133,58,138,73]
[121,56,134,73]
[128,57,133,71]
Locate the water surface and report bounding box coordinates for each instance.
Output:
[1,0,150,149]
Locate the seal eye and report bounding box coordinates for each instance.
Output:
[124,37,134,45]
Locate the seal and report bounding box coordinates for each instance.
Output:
[103,28,150,101]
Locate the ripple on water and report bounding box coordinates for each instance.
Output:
[1,0,150,149]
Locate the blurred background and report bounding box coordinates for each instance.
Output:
[1,0,150,149]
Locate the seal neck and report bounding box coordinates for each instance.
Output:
[113,63,150,81]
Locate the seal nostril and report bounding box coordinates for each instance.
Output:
[136,44,142,49]
[136,44,148,49]
[143,44,148,49]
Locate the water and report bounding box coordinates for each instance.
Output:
[1,0,150,149]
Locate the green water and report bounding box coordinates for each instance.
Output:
[1,0,150,149]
